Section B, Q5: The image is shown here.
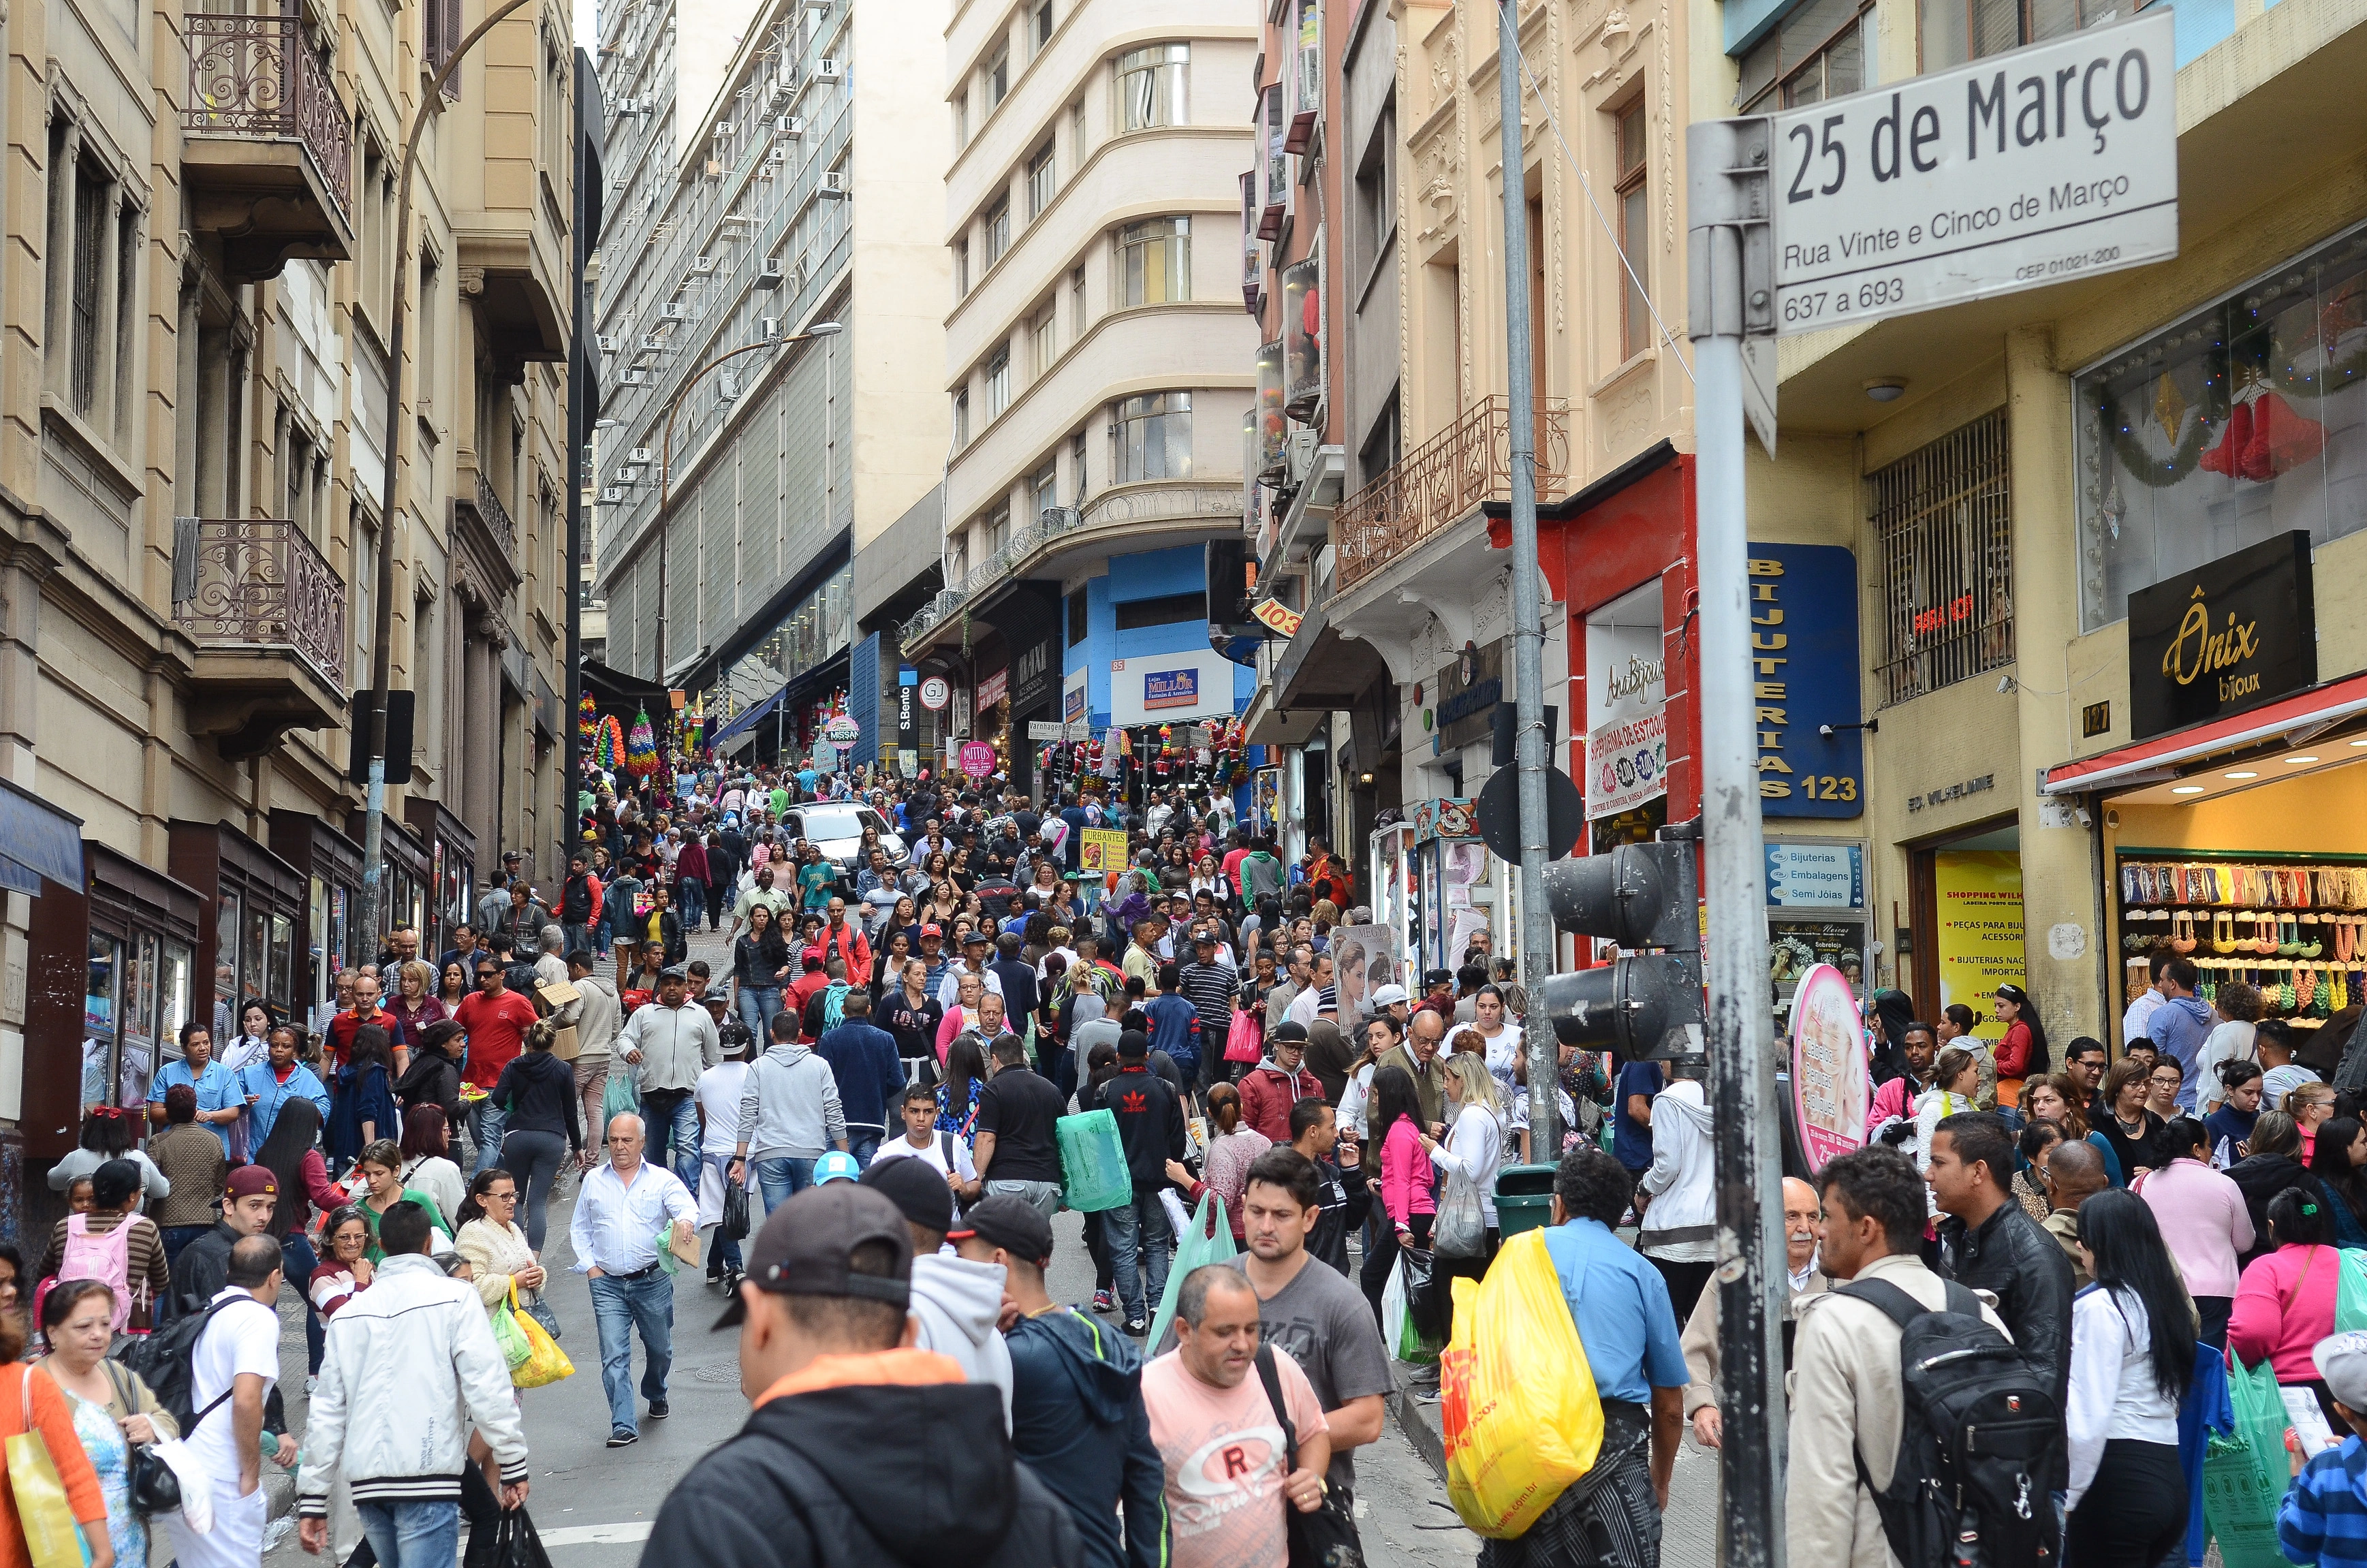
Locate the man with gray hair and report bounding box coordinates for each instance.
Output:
[535,924,569,998]
[1140,1264,1332,1568]
[569,1112,696,1449]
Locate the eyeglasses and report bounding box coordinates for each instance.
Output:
[484,1190,518,1204]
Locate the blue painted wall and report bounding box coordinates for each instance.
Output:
[847,632,881,765]
[1064,545,1256,727]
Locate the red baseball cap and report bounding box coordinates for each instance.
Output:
[920,924,943,938]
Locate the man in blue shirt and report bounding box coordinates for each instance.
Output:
[1499,1144,1687,1568]
[1610,1058,1664,1177]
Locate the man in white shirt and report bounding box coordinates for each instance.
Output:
[870,1083,979,1193]
[1287,952,1336,1029]
[2123,952,2168,1048]
[936,930,1005,1010]
[569,1113,697,1448]
[167,1235,298,1568]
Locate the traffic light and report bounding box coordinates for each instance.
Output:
[1535,823,1706,1061]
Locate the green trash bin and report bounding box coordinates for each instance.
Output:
[1494,1165,1559,1240]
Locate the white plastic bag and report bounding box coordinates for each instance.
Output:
[152,1437,214,1533]
[1157,1187,1192,1241]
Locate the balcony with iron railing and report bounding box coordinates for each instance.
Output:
[899,481,1245,655]
[454,463,522,590]
[172,518,349,757]
[183,13,355,279]
[1330,395,1572,599]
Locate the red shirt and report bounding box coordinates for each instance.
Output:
[325,1007,390,1071]
[454,988,539,1089]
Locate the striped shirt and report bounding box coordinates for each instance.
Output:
[2283,1434,2367,1568]
[1177,961,1238,1034]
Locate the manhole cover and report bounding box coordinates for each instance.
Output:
[693,1363,740,1384]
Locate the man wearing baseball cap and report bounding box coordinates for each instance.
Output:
[169,1163,282,1307]
[954,1197,1168,1568]
[641,1185,1080,1568]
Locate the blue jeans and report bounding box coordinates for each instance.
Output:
[846,1131,881,1167]
[737,985,783,1044]
[281,1231,325,1372]
[677,879,706,928]
[468,1099,508,1178]
[1103,1188,1174,1325]
[589,1269,674,1434]
[356,1499,460,1568]
[644,1091,702,1193]
[753,1156,817,1214]
[161,1224,211,1270]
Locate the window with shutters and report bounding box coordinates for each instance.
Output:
[70,164,106,418]
[426,0,463,98]
[1871,410,2015,706]
[1736,0,1871,110]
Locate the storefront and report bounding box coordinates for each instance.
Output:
[269,809,363,1034]
[351,811,432,954]
[168,821,307,1047]
[403,798,476,955]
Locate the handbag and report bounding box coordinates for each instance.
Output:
[470,1505,556,1568]
[521,1293,563,1343]
[1253,1345,1366,1568]
[8,1368,87,1568]
[102,1363,183,1518]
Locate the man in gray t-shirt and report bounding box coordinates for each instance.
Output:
[1156,1146,1392,1494]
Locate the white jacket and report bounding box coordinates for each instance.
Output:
[909,1253,1014,1433]
[296,1253,529,1515]
[1638,1078,1716,1240]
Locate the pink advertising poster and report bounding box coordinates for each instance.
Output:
[1789,962,1868,1172]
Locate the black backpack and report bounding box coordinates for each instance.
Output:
[111,1296,249,1433]
[1836,1278,2062,1568]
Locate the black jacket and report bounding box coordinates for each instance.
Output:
[490,1049,584,1152]
[1005,1308,1167,1568]
[639,1379,1080,1568]
[395,1048,463,1124]
[170,1221,243,1310]
[559,874,598,924]
[2228,1153,2328,1269]
[1091,1064,1186,1193]
[1938,1199,2075,1410]
[1306,1154,1375,1277]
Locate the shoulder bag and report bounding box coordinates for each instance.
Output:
[1253,1345,1365,1568]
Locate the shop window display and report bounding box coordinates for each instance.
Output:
[2076,222,2367,632]
[2116,855,2367,1028]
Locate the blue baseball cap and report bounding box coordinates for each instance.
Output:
[814,1150,863,1186]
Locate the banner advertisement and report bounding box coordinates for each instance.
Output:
[1790,961,1868,1172]
[1934,850,2025,1040]
[1585,710,1668,821]
[1330,925,1402,1026]
[1078,828,1129,873]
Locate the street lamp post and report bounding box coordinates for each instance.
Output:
[358,0,538,973]
[653,325,843,687]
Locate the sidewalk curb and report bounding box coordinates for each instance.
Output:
[1390,1362,1446,1482]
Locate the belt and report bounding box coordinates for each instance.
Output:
[601,1262,663,1281]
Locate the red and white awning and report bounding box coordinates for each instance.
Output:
[2041,670,2367,795]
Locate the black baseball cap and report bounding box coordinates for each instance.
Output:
[713,1184,913,1330]
[947,1193,1053,1268]
[859,1154,958,1234]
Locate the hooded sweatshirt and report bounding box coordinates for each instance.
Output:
[1237,1056,1323,1144]
[1005,1306,1169,1568]
[641,1351,1082,1568]
[736,1041,847,1161]
[1640,1077,1717,1248]
[2150,993,2216,1111]
[909,1252,1016,1432]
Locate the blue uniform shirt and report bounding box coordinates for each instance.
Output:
[1540,1215,1690,1405]
[149,1058,243,1153]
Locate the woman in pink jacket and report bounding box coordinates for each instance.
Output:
[1360,1065,1435,1328]
[2133,1114,2254,1348]
[2228,1186,2343,1424]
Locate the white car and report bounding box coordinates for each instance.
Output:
[787,802,907,887]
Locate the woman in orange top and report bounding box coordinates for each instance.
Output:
[0,1306,112,1568]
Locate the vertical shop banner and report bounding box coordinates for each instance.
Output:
[1586,710,1668,819]
[1934,850,2025,1037]
[1789,962,1868,1172]
[1331,926,1402,1024]
[1753,544,1865,819]
[1078,828,1129,873]
[896,668,919,752]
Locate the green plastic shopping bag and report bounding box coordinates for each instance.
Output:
[1144,1193,1235,1353]
[1056,1109,1131,1212]
[2205,1357,2298,1568]
[2338,1249,2367,1331]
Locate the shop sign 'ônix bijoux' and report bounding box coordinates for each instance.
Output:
[2126,529,2315,741]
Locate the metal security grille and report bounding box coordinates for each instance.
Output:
[1871,409,2014,706]
[71,170,106,416]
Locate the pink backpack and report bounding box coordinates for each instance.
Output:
[57,1214,136,1335]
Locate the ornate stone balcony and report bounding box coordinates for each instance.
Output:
[183,14,354,279]
[172,518,347,757]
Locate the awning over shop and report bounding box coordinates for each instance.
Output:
[580,659,671,711]
[710,686,788,749]
[2042,668,2367,796]
[0,777,84,896]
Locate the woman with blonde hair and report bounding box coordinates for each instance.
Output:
[386,959,447,1057]
[1909,1046,1984,1173]
[1424,1051,1509,1339]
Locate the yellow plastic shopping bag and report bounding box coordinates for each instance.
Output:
[1439,1228,1604,1538]
[509,1283,576,1390]
[7,1368,87,1568]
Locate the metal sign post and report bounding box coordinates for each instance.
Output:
[1683,18,2176,1567]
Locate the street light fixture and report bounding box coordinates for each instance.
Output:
[653,322,842,684]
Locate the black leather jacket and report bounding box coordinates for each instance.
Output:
[1937,1199,2075,1405]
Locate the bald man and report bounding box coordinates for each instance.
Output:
[2039,1138,2110,1291]
[1678,1176,1828,1448]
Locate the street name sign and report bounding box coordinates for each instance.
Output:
[1770,12,2176,336]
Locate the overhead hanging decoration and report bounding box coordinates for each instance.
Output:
[625,708,661,779]
[593,713,626,773]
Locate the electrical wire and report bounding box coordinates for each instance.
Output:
[1505,26,1695,386]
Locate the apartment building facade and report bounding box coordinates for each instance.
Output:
[1,0,582,1227]
[590,0,948,768]
[896,0,1259,796]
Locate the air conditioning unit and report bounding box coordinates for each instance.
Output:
[638,333,667,353]
[663,301,692,319]
[819,171,847,198]
[618,369,647,386]
[775,61,796,93]
[756,257,786,287]
[595,334,618,353]
[717,376,740,401]
[1285,428,1319,484]
[629,447,655,463]
[704,158,723,178]
[601,486,625,503]
[767,144,791,164]
[774,116,803,136]
[616,465,642,482]
[759,317,782,339]
[813,57,842,80]
[689,255,717,275]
